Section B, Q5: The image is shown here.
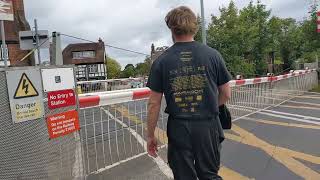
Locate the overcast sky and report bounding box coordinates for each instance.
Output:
[24,0,311,68]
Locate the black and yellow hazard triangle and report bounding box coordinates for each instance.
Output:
[14,73,39,99]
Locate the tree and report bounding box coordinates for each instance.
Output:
[266,17,302,71]
[125,64,135,69]
[207,0,256,77]
[121,64,136,78]
[194,15,203,42]
[204,0,320,76]
[106,57,121,79]
[298,2,320,63]
[238,0,270,75]
[135,63,149,76]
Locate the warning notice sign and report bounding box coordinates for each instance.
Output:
[46,110,80,139]
[14,73,39,99]
[48,89,76,109]
[15,101,42,121]
[6,69,44,123]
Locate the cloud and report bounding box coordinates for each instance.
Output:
[24,0,310,68]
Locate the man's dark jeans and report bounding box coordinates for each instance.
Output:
[167,116,223,180]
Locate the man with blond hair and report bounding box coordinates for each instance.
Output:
[147,6,231,180]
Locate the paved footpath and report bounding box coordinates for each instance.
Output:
[88,92,320,180]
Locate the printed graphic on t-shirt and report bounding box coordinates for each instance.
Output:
[180,51,192,62]
[169,51,208,113]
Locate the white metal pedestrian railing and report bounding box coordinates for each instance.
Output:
[77,77,147,94]
[77,69,318,176]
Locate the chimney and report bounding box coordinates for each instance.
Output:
[151,43,155,54]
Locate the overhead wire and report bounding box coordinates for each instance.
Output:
[60,33,150,56]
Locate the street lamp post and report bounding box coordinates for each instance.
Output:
[200,0,207,45]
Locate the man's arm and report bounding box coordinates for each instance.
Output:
[147,90,163,157]
[218,82,231,106]
[147,90,163,137]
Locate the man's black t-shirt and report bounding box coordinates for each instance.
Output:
[147,41,231,119]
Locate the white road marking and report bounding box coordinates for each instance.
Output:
[262,109,320,122]
[232,97,293,122]
[102,108,173,179]
[256,112,320,125]
[286,100,320,107]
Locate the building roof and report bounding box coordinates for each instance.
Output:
[62,40,105,65]
[151,44,169,63]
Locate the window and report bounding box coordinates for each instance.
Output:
[88,64,98,73]
[73,51,96,59]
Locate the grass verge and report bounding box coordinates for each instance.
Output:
[310,84,320,93]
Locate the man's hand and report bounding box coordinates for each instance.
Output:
[147,136,158,158]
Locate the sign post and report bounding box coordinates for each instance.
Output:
[0,0,14,67]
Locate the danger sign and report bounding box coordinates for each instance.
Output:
[46,110,80,139]
[14,73,39,99]
[6,69,44,123]
[14,101,42,122]
[48,89,76,109]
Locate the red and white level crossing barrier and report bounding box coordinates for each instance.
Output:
[79,88,150,108]
[79,69,317,108]
[317,11,320,33]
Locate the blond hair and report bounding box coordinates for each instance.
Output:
[165,6,198,36]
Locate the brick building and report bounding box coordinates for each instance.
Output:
[0,0,33,66]
[62,39,107,81]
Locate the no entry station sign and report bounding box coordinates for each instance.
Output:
[46,110,80,139]
[48,89,76,109]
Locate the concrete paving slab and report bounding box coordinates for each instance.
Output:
[87,154,169,180]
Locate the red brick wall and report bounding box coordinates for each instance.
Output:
[8,44,31,66]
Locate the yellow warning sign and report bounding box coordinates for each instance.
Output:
[15,101,42,122]
[14,73,39,99]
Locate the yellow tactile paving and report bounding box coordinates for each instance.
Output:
[225,124,320,179]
